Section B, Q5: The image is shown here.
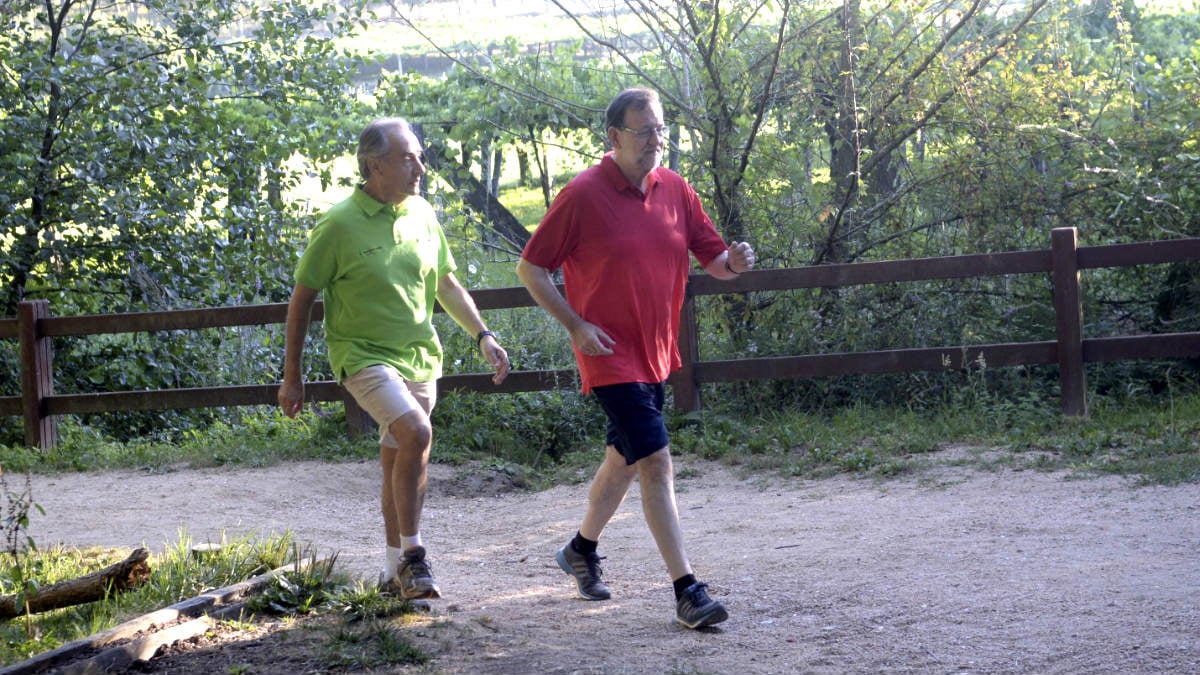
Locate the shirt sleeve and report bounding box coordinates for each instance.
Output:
[294,218,339,291]
[522,180,583,271]
[683,181,728,268]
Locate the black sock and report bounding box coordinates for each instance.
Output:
[571,532,598,555]
[673,574,697,601]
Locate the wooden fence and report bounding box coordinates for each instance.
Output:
[3,227,1199,450]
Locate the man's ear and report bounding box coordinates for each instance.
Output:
[606,126,622,150]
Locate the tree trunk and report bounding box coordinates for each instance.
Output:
[516,146,532,187]
[0,548,151,620]
[820,0,863,266]
[423,142,531,250]
[489,145,503,197]
[529,125,552,209]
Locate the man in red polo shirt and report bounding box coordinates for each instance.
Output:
[517,87,756,629]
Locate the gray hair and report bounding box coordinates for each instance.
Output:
[357,117,413,179]
[605,87,660,131]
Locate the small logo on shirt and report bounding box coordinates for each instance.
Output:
[359,246,383,256]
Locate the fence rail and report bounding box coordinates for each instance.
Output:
[4,227,1199,449]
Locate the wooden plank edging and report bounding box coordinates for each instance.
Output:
[0,556,329,675]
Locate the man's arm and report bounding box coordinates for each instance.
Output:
[278,283,319,418]
[516,258,614,357]
[702,240,757,279]
[436,272,510,385]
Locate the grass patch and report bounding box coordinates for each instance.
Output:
[0,407,378,475]
[668,391,1200,485]
[3,388,1197,489]
[497,184,549,230]
[2,392,1196,490]
[0,527,431,669]
[320,618,430,669]
[1023,396,1200,485]
[0,532,294,665]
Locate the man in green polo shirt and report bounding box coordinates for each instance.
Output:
[278,117,510,599]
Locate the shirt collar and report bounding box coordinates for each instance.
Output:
[352,186,408,218]
[600,153,658,195]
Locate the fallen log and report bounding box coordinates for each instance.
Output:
[0,548,151,620]
[0,556,330,675]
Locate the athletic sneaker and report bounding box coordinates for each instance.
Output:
[675,582,728,629]
[377,571,403,596]
[555,542,612,600]
[394,546,441,600]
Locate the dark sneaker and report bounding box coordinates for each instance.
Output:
[395,546,441,600]
[556,542,611,600]
[675,582,728,629]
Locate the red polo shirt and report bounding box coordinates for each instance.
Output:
[522,153,728,393]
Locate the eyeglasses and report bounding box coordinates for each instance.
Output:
[618,124,669,140]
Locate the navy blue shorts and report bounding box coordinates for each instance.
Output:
[591,382,670,465]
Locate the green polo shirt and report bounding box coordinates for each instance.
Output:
[295,189,456,382]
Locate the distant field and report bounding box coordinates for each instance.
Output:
[351,0,636,60]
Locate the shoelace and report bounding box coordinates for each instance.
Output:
[403,557,433,577]
[686,583,711,605]
[585,553,606,578]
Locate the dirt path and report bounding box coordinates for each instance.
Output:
[23,454,1200,674]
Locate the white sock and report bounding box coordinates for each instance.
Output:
[400,532,422,552]
[385,546,403,578]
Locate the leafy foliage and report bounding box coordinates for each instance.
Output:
[0,0,371,437]
[2,0,1198,447]
[245,550,340,616]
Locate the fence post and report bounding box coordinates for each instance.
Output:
[1051,227,1088,417]
[18,300,58,449]
[669,286,701,412]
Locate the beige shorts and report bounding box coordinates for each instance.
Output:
[341,365,437,447]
